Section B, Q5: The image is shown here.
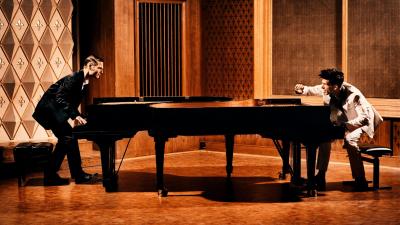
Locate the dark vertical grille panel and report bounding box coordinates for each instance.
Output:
[348,0,400,98]
[139,2,182,96]
[272,0,341,94]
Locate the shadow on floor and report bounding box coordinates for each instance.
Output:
[18,170,395,203]
[116,170,305,202]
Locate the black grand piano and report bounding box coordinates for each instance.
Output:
[73,97,344,196]
[72,96,231,191]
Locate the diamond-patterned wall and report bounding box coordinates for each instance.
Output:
[0,0,73,142]
[201,0,254,100]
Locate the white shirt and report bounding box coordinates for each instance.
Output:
[82,79,89,90]
[302,82,383,138]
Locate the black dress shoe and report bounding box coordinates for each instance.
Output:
[44,174,70,186]
[315,173,326,192]
[75,172,99,184]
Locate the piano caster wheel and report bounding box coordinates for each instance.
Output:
[307,189,317,197]
[158,187,168,197]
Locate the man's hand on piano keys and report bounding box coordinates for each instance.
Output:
[74,116,87,127]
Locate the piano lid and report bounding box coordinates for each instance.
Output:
[98,101,171,105]
[93,96,232,104]
[150,98,303,108]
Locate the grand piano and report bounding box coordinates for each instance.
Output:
[73,97,344,196]
[72,96,232,191]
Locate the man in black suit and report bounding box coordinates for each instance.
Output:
[33,55,103,186]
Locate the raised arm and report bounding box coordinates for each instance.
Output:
[294,84,324,96]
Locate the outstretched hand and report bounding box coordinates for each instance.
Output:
[294,84,304,94]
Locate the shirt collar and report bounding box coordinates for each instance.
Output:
[82,79,89,90]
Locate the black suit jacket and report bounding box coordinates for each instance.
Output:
[33,71,86,130]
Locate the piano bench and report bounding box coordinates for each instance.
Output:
[359,144,393,190]
[13,142,53,187]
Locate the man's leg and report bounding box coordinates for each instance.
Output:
[317,141,331,174]
[66,134,84,178]
[51,122,83,177]
[51,121,96,184]
[343,128,367,189]
[44,122,72,185]
[315,141,331,191]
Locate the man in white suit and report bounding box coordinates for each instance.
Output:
[295,68,383,191]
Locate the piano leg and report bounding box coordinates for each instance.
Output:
[225,134,234,180]
[305,143,318,197]
[291,141,302,185]
[273,139,293,179]
[155,136,168,197]
[97,139,118,192]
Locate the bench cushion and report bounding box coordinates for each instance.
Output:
[13,142,54,186]
[359,144,393,157]
[13,142,53,164]
[14,142,53,154]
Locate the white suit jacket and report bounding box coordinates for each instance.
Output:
[302,82,383,138]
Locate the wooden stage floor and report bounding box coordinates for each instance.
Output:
[0,151,399,224]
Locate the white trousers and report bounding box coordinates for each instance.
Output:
[316,141,331,174]
[316,128,365,180]
[343,128,365,180]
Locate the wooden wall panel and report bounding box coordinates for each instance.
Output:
[78,0,115,103]
[254,0,273,98]
[348,0,400,98]
[186,0,202,96]
[115,0,135,97]
[272,0,341,95]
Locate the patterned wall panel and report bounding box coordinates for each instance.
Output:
[201,0,254,100]
[272,0,341,95]
[0,0,73,142]
[348,0,400,98]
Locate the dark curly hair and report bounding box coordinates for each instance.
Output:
[318,68,344,86]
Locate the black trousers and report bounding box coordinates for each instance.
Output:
[46,121,83,177]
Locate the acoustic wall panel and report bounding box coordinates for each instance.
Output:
[348,0,400,98]
[0,10,9,44]
[0,0,73,141]
[20,0,38,22]
[0,48,10,79]
[272,0,341,95]
[21,28,38,60]
[138,2,183,97]
[201,0,254,100]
